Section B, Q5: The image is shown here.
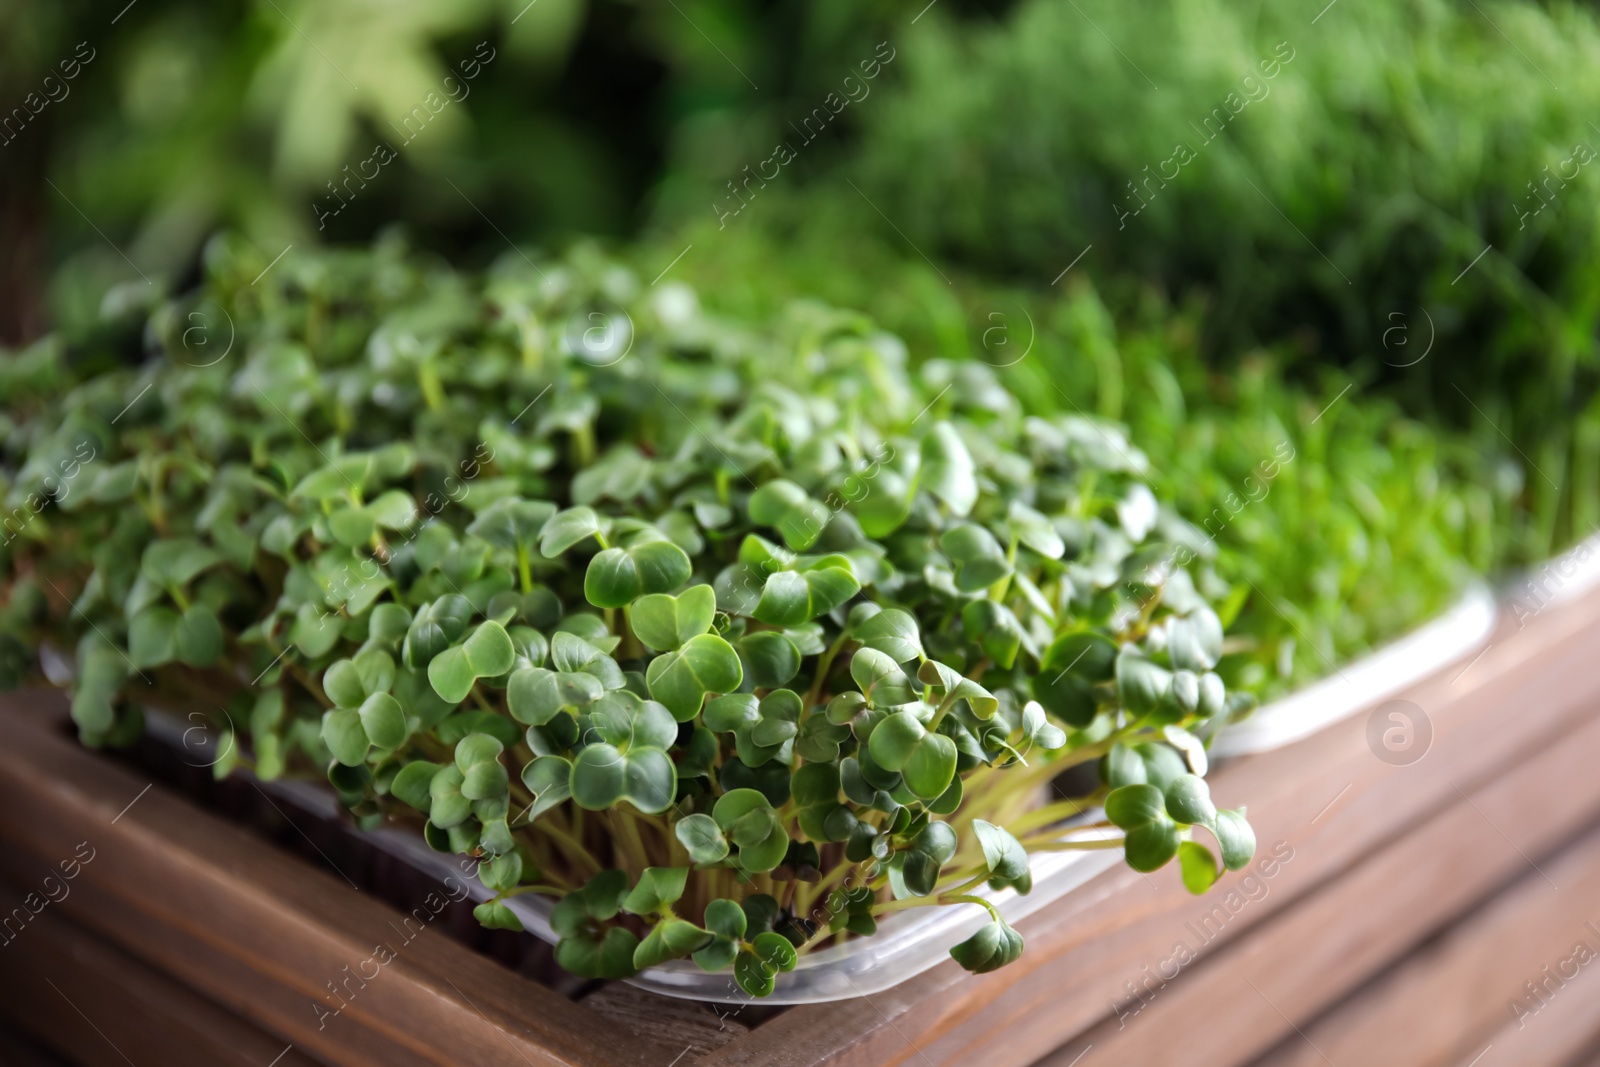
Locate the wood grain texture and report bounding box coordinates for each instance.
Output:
[581,985,748,1061]
[1248,824,1600,1067]
[699,580,1600,1066]
[0,882,325,1067]
[1038,708,1600,1066]
[0,695,668,1067]
[4,588,1598,1067]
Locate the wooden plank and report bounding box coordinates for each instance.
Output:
[1249,824,1600,1067]
[5,587,1596,1067]
[700,575,1600,1065]
[581,985,748,1061]
[0,880,325,1067]
[0,1027,75,1067]
[1034,711,1600,1067]
[0,694,669,1067]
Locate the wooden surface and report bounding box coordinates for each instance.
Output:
[0,693,673,1067]
[0,882,323,1067]
[1250,823,1600,1067]
[1,582,1599,1066]
[698,584,1600,1066]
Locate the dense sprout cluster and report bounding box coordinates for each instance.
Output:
[0,235,1256,995]
[853,0,1600,563]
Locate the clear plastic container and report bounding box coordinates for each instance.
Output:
[1505,531,1600,615]
[281,773,1117,1003]
[139,582,1498,1003]
[141,709,1118,1004]
[1209,583,1498,758]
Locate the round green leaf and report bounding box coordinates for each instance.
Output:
[902,732,958,800]
[1124,818,1181,872]
[920,422,977,516]
[328,506,377,546]
[358,692,407,749]
[1168,608,1224,672]
[752,931,798,973]
[1116,651,1172,716]
[473,901,525,931]
[753,566,860,626]
[479,851,524,892]
[634,918,714,969]
[973,819,1029,882]
[428,765,471,828]
[619,747,678,815]
[539,506,602,556]
[738,631,801,688]
[390,761,442,812]
[584,539,693,609]
[321,708,369,767]
[174,604,224,667]
[623,867,690,916]
[520,755,573,820]
[1105,783,1166,830]
[557,926,640,980]
[703,898,747,941]
[851,607,923,663]
[734,950,777,997]
[629,584,716,651]
[867,710,926,772]
[461,759,510,801]
[1165,774,1217,827]
[323,658,367,708]
[949,917,1023,974]
[940,523,1010,592]
[645,633,743,721]
[1177,840,1219,895]
[675,813,730,864]
[570,744,627,809]
[127,606,178,669]
[1213,809,1257,871]
[748,479,830,551]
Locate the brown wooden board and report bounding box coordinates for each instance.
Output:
[0,883,325,1067]
[0,692,671,1067]
[699,588,1600,1066]
[1250,823,1600,1067]
[0,584,1597,1067]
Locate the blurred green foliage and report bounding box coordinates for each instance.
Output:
[1,0,916,339]
[0,0,1584,696]
[841,0,1600,555]
[635,211,1508,696]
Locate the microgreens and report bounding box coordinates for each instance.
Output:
[0,236,1256,996]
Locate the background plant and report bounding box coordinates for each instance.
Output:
[842,0,1600,557]
[633,218,1508,697]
